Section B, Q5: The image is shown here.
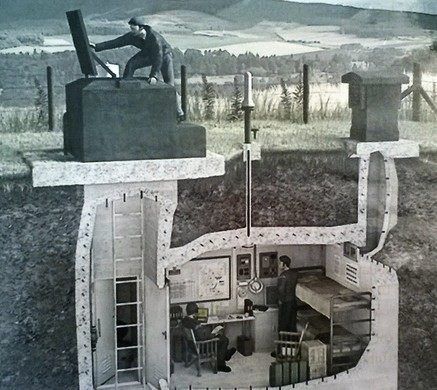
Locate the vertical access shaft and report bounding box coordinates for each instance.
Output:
[243,72,255,238]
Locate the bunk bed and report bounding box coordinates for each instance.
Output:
[295,272,372,375]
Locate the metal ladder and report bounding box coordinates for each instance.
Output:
[111,198,146,388]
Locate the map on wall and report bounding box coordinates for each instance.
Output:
[168,256,231,304]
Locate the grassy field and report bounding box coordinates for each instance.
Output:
[0,118,436,182]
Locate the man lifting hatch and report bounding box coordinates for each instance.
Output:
[90,16,184,120]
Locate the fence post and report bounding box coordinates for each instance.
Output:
[47,66,55,131]
[303,64,309,124]
[412,62,421,122]
[181,65,187,120]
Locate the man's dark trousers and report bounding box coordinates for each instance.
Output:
[216,334,229,367]
[123,51,175,84]
[278,301,297,332]
[123,52,183,117]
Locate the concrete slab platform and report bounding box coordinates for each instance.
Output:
[23,150,225,187]
[344,139,419,158]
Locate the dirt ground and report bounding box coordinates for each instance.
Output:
[0,152,435,389]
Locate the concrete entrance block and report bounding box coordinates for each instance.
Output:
[342,72,409,142]
[63,78,206,162]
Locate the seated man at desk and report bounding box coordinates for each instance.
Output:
[182,302,236,372]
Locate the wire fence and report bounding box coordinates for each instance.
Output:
[1,73,436,124]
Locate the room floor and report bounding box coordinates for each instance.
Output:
[97,371,143,389]
[171,351,273,389]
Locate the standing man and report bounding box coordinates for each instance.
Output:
[277,255,299,333]
[90,16,184,119]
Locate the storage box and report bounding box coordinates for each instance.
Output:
[301,340,327,366]
[269,362,283,387]
[309,363,327,379]
[281,361,300,385]
[299,360,308,382]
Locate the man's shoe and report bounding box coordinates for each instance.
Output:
[218,365,232,373]
[225,347,236,361]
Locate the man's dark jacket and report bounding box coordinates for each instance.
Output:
[95,26,172,79]
[181,316,212,341]
[278,268,298,303]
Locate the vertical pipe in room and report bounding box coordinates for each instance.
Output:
[47,66,55,131]
[246,148,251,237]
[181,65,187,119]
[303,64,309,124]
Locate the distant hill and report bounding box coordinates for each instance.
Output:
[285,0,437,15]
[0,0,435,32]
[0,0,237,23]
[218,0,437,30]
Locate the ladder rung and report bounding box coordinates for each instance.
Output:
[116,323,142,329]
[114,212,142,216]
[97,381,142,389]
[333,319,371,325]
[116,367,142,373]
[114,235,142,239]
[116,301,142,306]
[117,345,141,351]
[115,279,138,285]
[115,257,142,262]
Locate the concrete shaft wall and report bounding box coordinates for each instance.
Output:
[40,139,417,389]
[76,182,177,390]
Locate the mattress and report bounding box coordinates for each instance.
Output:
[296,274,354,318]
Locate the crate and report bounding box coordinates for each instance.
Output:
[299,360,308,382]
[270,360,307,386]
[309,363,327,380]
[301,340,327,366]
[269,361,283,387]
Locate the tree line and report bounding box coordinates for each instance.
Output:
[0,44,435,107]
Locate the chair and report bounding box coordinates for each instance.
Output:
[170,305,183,327]
[274,323,309,362]
[182,327,219,377]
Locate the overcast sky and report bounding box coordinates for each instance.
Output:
[285,0,437,14]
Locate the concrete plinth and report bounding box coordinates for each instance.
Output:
[64,78,206,162]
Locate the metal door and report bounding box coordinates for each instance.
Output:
[94,279,115,386]
[144,275,170,387]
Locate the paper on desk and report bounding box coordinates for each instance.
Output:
[211,325,224,335]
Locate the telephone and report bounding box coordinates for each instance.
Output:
[259,252,278,278]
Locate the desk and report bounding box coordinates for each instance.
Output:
[202,314,255,326]
[200,314,255,348]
